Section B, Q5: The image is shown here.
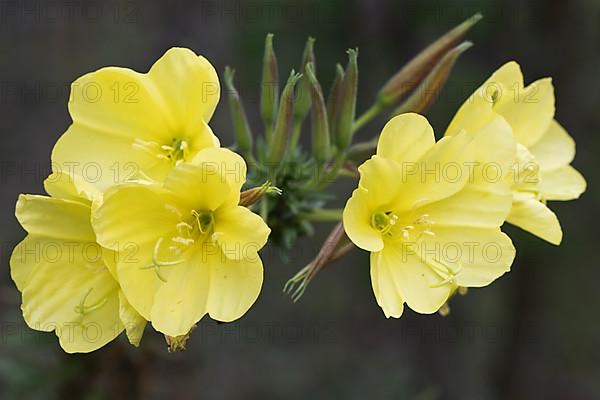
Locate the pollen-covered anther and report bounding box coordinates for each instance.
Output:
[132,137,189,164]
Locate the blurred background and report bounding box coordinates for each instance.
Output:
[1,0,599,398]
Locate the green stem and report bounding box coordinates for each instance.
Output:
[352,102,385,133]
[299,208,343,222]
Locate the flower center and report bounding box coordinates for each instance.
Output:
[132,137,190,165]
[371,210,435,241]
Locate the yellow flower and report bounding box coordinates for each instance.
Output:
[10,172,146,353]
[52,47,221,193]
[446,61,586,244]
[92,148,271,337]
[343,113,516,318]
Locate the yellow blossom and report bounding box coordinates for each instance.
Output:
[52,47,221,193]
[343,113,516,318]
[446,61,586,244]
[92,148,271,337]
[10,172,146,353]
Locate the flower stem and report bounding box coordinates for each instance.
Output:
[353,102,384,133]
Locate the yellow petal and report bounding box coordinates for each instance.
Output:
[357,156,402,210]
[370,251,404,318]
[19,238,122,353]
[150,252,210,336]
[376,243,452,314]
[420,227,515,287]
[540,165,586,201]
[213,205,271,260]
[164,162,232,211]
[376,113,435,163]
[190,147,247,205]
[342,188,384,252]
[507,194,562,245]
[118,291,147,347]
[487,61,523,87]
[529,120,575,170]
[494,77,555,147]
[16,195,95,241]
[44,172,99,203]
[206,248,263,323]
[393,131,474,210]
[418,180,512,229]
[147,47,220,124]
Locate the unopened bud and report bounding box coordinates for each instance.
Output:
[224,67,253,155]
[294,37,316,124]
[305,63,330,163]
[391,41,473,116]
[239,181,282,207]
[261,33,279,141]
[378,13,482,107]
[268,71,302,165]
[334,49,358,152]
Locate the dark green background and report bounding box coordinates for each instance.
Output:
[1,0,598,399]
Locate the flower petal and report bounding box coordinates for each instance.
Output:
[16,195,95,241]
[370,251,404,318]
[213,205,270,260]
[420,226,515,287]
[529,120,575,170]
[507,194,562,245]
[376,243,453,314]
[342,188,383,252]
[118,291,147,347]
[540,165,586,201]
[19,238,122,353]
[164,162,232,211]
[357,156,402,210]
[494,77,555,147]
[376,113,435,163]
[190,147,247,205]
[147,47,220,125]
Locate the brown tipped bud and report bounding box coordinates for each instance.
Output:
[239,182,282,207]
[378,13,482,107]
[391,41,473,116]
[261,33,279,140]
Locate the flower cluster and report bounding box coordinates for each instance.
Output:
[11,48,270,352]
[10,14,586,352]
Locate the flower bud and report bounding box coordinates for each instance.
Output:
[239,181,282,207]
[294,37,316,124]
[327,63,344,138]
[391,41,473,116]
[377,13,482,107]
[224,67,253,155]
[334,49,358,152]
[305,63,330,163]
[261,33,279,141]
[268,71,302,165]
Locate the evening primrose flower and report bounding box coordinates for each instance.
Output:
[343,113,515,318]
[10,172,146,353]
[92,148,271,337]
[446,61,586,244]
[52,47,221,193]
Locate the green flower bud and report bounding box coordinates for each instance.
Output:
[294,37,316,124]
[224,67,253,155]
[327,63,344,138]
[335,49,358,152]
[261,33,279,142]
[268,71,302,165]
[305,63,330,163]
